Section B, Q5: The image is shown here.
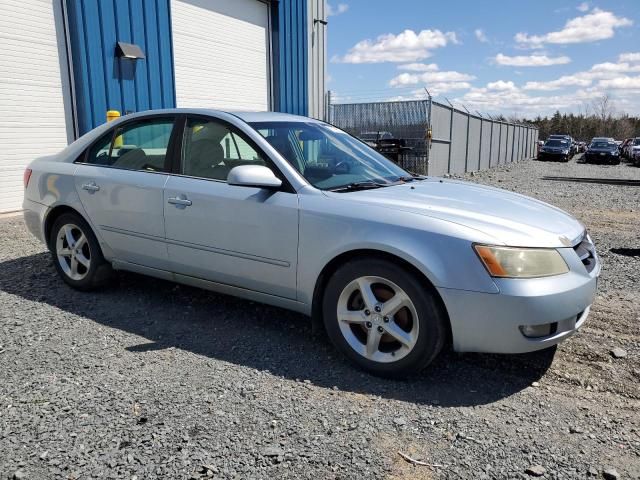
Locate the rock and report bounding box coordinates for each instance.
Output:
[393,417,407,427]
[39,451,48,460]
[531,381,540,387]
[13,470,27,480]
[602,467,620,480]
[587,467,598,476]
[610,348,627,359]
[525,465,546,477]
[262,446,284,457]
[569,426,584,434]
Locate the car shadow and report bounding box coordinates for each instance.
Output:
[1,252,556,408]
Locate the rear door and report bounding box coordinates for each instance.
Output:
[74,117,177,269]
[163,115,299,299]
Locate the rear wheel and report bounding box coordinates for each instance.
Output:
[50,212,113,290]
[322,258,447,378]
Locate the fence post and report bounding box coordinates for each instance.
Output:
[425,92,432,175]
[462,104,470,172]
[476,111,483,171]
[445,98,454,174]
[487,113,496,168]
[497,121,502,165]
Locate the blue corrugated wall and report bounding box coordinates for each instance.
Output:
[67,0,310,134]
[273,0,309,116]
[66,0,176,135]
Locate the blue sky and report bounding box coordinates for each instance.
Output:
[326,0,640,117]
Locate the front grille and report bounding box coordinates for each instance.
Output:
[573,234,596,273]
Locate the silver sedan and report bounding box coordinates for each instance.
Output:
[23,109,600,377]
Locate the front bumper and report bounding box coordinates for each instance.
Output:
[439,245,600,354]
[538,151,568,161]
[584,152,619,163]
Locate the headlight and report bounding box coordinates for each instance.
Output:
[562,150,569,154]
[612,150,619,155]
[474,245,569,278]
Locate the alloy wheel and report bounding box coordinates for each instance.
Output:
[56,223,91,281]
[336,276,419,363]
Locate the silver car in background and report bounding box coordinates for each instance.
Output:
[23,110,600,377]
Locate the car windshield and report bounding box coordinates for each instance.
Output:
[634,139,640,145]
[545,140,568,147]
[591,142,613,148]
[249,121,411,190]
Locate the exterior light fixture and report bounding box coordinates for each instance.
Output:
[115,42,145,60]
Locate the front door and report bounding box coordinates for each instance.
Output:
[74,117,176,269]
[163,116,298,299]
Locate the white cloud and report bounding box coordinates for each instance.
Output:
[494,53,571,67]
[599,76,640,89]
[333,29,458,63]
[515,9,632,47]
[523,59,640,91]
[453,86,599,115]
[524,75,592,91]
[474,29,489,43]
[486,80,518,91]
[388,64,474,96]
[389,70,475,87]
[397,63,439,71]
[326,3,348,16]
[577,2,590,12]
[619,52,640,63]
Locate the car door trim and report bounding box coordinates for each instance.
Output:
[111,259,307,314]
[101,225,290,268]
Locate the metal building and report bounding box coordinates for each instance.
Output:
[0,0,326,213]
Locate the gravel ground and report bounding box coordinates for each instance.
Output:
[1,154,639,480]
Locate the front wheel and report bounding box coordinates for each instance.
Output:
[50,212,113,291]
[322,258,447,378]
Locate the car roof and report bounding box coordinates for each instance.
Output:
[116,108,321,124]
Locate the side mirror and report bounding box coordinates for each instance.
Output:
[227,165,282,189]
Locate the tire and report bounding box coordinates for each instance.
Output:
[322,258,447,378]
[49,212,113,291]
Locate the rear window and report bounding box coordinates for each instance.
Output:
[545,140,568,147]
[81,118,175,172]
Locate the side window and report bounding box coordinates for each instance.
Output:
[83,118,174,172]
[182,117,265,181]
[85,131,113,165]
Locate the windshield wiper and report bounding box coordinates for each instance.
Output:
[328,181,391,192]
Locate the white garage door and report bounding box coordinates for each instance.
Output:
[171,0,270,111]
[0,0,71,212]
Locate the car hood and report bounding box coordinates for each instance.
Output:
[328,179,585,248]
[588,147,616,153]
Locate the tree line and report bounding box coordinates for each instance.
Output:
[525,111,640,142]
[521,95,640,142]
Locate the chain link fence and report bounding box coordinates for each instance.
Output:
[328,97,539,176]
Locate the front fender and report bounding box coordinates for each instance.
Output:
[297,195,499,306]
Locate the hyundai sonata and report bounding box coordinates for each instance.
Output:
[23,110,600,377]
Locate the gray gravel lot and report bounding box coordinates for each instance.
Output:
[1,155,639,479]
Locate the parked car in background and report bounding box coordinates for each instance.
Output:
[548,135,576,156]
[623,137,640,162]
[628,138,640,166]
[620,138,633,158]
[538,139,572,162]
[358,131,410,164]
[584,140,621,165]
[358,131,393,148]
[22,109,600,377]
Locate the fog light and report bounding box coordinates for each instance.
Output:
[519,323,552,338]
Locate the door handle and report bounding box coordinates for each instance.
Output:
[167,196,192,207]
[82,182,100,193]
